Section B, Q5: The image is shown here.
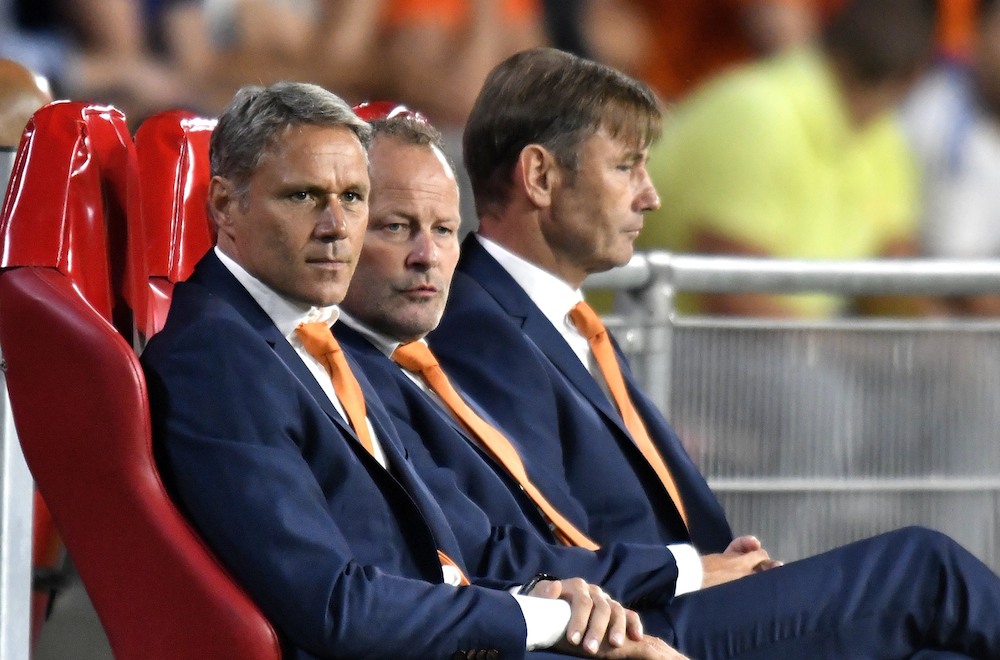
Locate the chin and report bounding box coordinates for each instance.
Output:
[389,315,439,341]
[310,289,349,307]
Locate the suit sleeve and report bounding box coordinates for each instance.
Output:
[142,314,529,660]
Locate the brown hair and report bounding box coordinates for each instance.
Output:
[462,47,662,218]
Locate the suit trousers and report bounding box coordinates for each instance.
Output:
[666,526,998,659]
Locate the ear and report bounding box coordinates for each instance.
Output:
[208,175,238,240]
[515,144,560,209]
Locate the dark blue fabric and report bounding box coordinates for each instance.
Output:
[335,322,681,606]
[670,527,1000,658]
[432,236,1000,657]
[143,251,529,659]
[431,236,732,553]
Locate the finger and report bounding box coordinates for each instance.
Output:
[529,578,562,598]
[581,587,611,655]
[625,608,643,641]
[753,558,784,572]
[726,535,761,554]
[605,598,627,648]
[563,579,592,647]
[741,549,770,570]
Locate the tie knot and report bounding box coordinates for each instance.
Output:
[568,301,606,340]
[296,321,341,361]
[392,341,439,373]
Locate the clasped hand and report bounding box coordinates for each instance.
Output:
[700,535,783,589]
[527,578,689,659]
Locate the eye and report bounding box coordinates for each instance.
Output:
[383,222,405,233]
[289,191,311,201]
[433,225,455,236]
[343,190,365,203]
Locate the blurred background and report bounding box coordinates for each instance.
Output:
[4,1,1000,658]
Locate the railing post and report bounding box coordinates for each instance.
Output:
[1,147,33,660]
[636,253,677,413]
[0,353,33,660]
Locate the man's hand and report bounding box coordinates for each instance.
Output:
[528,579,691,659]
[700,535,783,589]
[529,578,640,654]
[583,635,691,659]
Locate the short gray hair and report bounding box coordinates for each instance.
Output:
[210,82,372,195]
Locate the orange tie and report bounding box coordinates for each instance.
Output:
[296,322,375,455]
[569,301,689,529]
[393,341,599,550]
[297,322,470,586]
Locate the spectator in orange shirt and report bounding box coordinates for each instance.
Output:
[583,0,844,102]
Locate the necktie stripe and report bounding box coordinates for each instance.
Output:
[296,322,375,456]
[296,323,471,585]
[569,302,689,529]
[393,341,599,550]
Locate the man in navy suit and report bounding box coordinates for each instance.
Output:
[333,92,1000,659]
[335,107,776,595]
[141,81,686,659]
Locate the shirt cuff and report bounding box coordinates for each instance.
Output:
[668,543,703,596]
[511,593,572,650]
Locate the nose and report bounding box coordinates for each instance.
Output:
[314,199,350,240]
[407,230,440,269]
[634,167,661,213]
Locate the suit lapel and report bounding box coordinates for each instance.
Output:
[190,253,363,442]
[460,237,632,439]
[357,371,468,563]
[336,323,506,481]
[186,253,469,578]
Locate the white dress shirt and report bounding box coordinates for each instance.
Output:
[216,249,568,649]
[477,235,703,596]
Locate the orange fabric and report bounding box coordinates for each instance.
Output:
[569,302,689,529]
[381,0,539,30]
[297,323,470,584]
[631,0,844,100]
[296,322,375,456]
[393,341,600,550]
[937,0,979,61]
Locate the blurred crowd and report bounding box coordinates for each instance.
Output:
[2,0,999,316]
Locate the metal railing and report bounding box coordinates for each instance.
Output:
[586,253,1000,408]
[586,253,1000,567]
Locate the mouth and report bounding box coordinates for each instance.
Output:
[306,256,350,271]
[398,281,442,299]
[624,220,644,237]
[400,285,440,298]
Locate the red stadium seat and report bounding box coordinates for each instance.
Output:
[0,102,281,659]
[132,110,217,340]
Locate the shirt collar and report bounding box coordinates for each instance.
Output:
[337,311,407,358]
[214,246,340,339]
[476,234,584,329]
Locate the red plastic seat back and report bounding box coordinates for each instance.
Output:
[0,102,281,660]
[133,110,217,339]
[0,102,137,330]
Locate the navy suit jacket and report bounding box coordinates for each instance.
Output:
[143,251,574,660]
[334,323,683,607]
[429,236,733,554]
